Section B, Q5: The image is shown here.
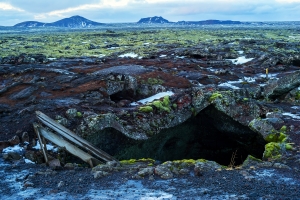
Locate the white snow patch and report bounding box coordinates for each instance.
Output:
[107,47,119,50]
[118,52,138,58]
[255,169,275,177]
[243,77,256,83]
[282,112,300,120]
[130,91,174,106]
[24,158,35,164]
[2,144,25,154]
[218,77,256,89]
[291,106,300,109]
[159,55,167,58]
[259,83,267,86]
[227,56,254,65]
[32,141,58,152]
[218,82,241,89]
[258,73,279,79]
[176,56,185,59]
[48,58,56,61]
[237,50,244,54]
[143,42,150,45]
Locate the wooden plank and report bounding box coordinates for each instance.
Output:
[33,123,48,163]
[37,125,102,167]
[35,111,117,162]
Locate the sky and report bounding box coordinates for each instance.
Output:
[0,0,300,26]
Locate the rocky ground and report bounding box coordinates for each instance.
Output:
[1,26,300,199]
[1,156,300,200]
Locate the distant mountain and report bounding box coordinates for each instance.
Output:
[13,21,46,27]
[176,20,244,25]
[137,16,171,24]
[14,16,104,28]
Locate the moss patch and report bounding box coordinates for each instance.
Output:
[209,92,223,102]
[139,106,153,113]
[263,125,292,160]
[120,158,155,165]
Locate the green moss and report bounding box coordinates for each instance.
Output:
[285,143,293,150]
[248,155,262,162]
[264,142,281,159]
[151,96,171,113]
[120,158,155,165]
[265,132,287,143]
[146,78,164,85]
[120,159,137,165]
[76,112,82,118]
[139,106,153,113]
[280,125,287,133]
[209,92,223,102]
[162,96,170,107]
[295,91,300,100]
[152,100,163,109]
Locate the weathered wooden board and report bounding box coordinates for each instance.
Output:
[36,111,117,162]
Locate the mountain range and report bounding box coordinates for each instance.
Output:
[13,15,252,28]
[14,15,104,28]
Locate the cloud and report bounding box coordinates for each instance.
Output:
[0,2,24,11]
[276,0,300,2]
[33,0,131,19]
[1,0,300,25]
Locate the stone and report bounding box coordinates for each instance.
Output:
[0,141,10,151]
[194,161,222,175]
[161,171,173,179]
[106,160,120,168]
[154,165,173,179]
[66,108,77,119]
[57,181,64,188]
[273,163,291,169]
[2,151,22,160]
[92,164,113,172]
[137,167,154,177]
[24,150,37,163]
[48,159,61,168]
[55,116,68,126]
[179,168,190,175]
[94,171,109,179]
[64,163,75,170]
[23,181,34,188]
[8,135,20,145]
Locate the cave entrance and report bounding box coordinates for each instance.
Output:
[89,106,266,166]
[110,89,137,103]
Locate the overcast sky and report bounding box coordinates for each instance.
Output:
[1,0,300,26]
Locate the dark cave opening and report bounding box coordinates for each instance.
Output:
[110,89,137,102]
[90,106,266,166]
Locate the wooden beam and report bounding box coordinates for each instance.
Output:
[35,111,117,162]
[36,124,102,167]
[33,123,49,164]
